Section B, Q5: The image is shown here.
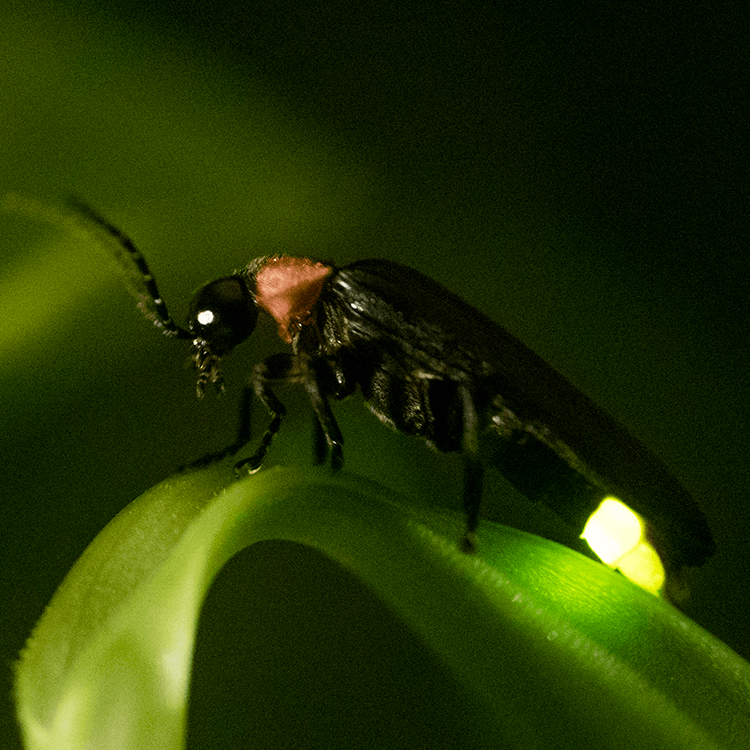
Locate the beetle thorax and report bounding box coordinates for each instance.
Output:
[253,256,334,343]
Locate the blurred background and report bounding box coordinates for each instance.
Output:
[1,1,747,747]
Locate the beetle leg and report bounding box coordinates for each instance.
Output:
[234,386,287,474]
[459,383,483,553]
[180,384,254,470]
[233,354,298,474]
[308,355,355,466]
[312,419,328,465]
[303,363,345,471]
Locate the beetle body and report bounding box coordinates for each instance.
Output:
[73,201,714,587]
[248,258,713,571]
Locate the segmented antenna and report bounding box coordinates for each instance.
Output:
[69,199,191,339]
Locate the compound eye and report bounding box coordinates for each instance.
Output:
[187,277,258,352]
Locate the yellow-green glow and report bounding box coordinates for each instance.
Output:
[616,542,665,596]
[581,497,642,565]
[581,497,665,595]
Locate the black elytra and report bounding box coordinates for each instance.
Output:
[73,200,714,578]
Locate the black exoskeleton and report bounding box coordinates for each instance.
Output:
[73,200,714,578]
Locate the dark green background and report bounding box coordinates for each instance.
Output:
[2,2,747,747]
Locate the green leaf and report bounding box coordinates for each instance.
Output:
[15,466,750,749]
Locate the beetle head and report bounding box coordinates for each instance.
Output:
[187,276,258,397]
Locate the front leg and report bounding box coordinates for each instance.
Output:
[180,384,255,471]
[233,353,346,475]
[233,353,296,475]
